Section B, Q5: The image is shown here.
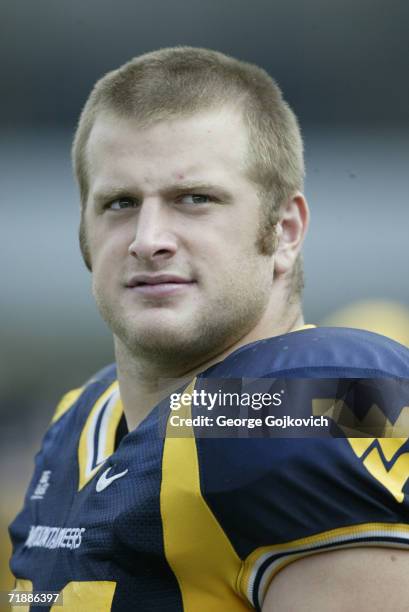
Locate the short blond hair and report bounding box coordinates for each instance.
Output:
[72,47,305,295]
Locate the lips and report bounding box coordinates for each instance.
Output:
[126,274,193,287]
[125,274,196,298]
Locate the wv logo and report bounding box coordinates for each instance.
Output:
[313,399,409,503]
[347,438,409,503]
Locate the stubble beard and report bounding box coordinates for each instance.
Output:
[88,209,277,372]
[93,266,272,374]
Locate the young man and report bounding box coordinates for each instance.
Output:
[9,47,409,611]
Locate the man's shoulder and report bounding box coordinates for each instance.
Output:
[203,326,409,379]
[50,362,117,425]
[288,325,409,376]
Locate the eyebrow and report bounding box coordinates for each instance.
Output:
[92,184,139,202]
[163,182,233,201]
[92,181,234,204]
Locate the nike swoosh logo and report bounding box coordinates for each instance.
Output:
[96,467,129,492]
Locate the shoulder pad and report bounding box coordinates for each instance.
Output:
[50,362,116,424]
[201,327,409,379]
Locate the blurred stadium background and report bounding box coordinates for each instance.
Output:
[1,0,408,606]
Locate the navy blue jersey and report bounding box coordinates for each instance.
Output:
[9,327,409,611]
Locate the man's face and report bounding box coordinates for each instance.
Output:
[84,108,276,366]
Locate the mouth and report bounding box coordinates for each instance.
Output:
[125,274,196,297]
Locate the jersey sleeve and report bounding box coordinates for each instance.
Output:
[196,435,409,610]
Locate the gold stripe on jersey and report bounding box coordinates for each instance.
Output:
[102,392,123,461]
[50,387,84,424]
[77,381,122,491]
[240,522,409,608]
[12,579,116,611]
[161,378,249,611]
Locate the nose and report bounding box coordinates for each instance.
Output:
[128,200,177,263]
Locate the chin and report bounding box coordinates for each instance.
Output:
[123,331,202,367]
[123,313,198,348]
[135,309,193,333]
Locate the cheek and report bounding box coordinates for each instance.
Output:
[92,242,122,280]
[198,236,260,285]
[87,222,131,272]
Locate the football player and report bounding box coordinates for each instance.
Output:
[9,47,409,611]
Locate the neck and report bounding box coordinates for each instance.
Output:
[115,293,304,431]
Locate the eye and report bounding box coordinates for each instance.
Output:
[178,194,212,205]
[107,197,138,211]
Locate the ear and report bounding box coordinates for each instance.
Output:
[274,192,309,276]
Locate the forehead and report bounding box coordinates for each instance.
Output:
[85,108,251,192]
